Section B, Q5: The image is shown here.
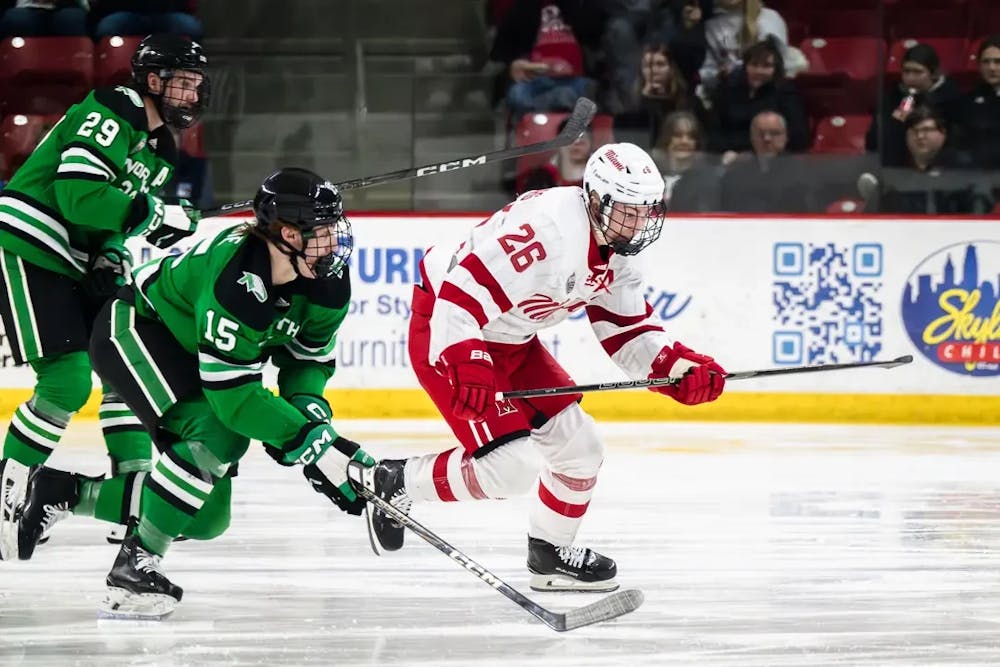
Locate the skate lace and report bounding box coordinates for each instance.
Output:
[389,489,412,516]
[40,502,70,532]
[135,550,166,577]
[556,545,595,570]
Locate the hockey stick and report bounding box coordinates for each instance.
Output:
[499,355,914,400]
[345,461,643,632]
[200,97,599,218]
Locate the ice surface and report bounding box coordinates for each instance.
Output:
[2,420,1000,666]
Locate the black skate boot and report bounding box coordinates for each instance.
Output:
[99,534,183,620]
[363,459,411,556]
[527,536,619,592]
[18,466,81,560]
[0,458,31,561]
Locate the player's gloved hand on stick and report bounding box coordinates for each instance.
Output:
[302,435,375,516]
[287,393,332,422]
[440,340,496,422]
[648,342,726,405]
[130,195,200,249]
[262,394,336,466]
[83,244,132,302]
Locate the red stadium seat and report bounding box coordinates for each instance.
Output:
[811,115,872,154]
[0,113,62,180]
[798,37,884,81]
[886,38,968,74]
[95,35,144,87]
[180,121,206,158]
[0,37,93,114]
[807,10,881,38]
[885,7,969,38]
[826,198,866,214]
[514,112,614,194]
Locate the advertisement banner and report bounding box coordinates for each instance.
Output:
[0,214,997,399]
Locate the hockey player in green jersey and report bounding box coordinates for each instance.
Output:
[0,34,210,560]
[17,167,375,619]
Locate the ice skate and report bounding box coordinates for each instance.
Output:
[527,536,619,592]
[0,458,31,561]
[363,459,411,555]
[99,534,182,620]
[18,466,79,560]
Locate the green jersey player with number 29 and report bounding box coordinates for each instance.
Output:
[0,34,210,561]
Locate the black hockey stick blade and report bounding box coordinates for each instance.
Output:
[200,97,598,218]
[499,355,914,400]
[346,461,642,632]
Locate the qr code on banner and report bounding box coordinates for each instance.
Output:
[772,242,883,365]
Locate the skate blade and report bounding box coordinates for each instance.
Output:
[98,587,177,621]
[0,461,29,561]
[529,573,621,593]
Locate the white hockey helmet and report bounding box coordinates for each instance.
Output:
[582,143,666,255]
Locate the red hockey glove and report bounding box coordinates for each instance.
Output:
[440,340,496,422]
[648,342,726,405]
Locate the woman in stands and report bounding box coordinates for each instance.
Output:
[613,42,707,149]
[706,38,809,159]
[699,0,790,94]
[652,111,722,212]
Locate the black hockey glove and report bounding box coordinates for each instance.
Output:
[302,436,375,516]
[83,244,132,303]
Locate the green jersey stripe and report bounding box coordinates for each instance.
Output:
[0,196,88,273]
[60,146,116,179]
[110,300,177,414]
[0,251,42,359]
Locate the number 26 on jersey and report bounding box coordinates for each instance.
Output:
[498,224,546,272]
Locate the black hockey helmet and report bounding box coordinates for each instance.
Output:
[252,167,353,280]
[131,34,210,129]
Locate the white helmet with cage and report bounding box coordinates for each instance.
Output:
[582,142,666,255]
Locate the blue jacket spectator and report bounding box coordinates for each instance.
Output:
[0,1,88,37]
[89,0,202,40]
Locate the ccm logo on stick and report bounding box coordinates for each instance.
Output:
[416,156,487,176]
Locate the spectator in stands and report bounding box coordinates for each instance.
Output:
[521,118,594,191]
[719,110,813,212]
[490,0,603,116]
[613,42,707,148]
[866,43,963,167]
[163,125,213,209]
[600,0,712,113]
[871,106,993,215]
[698,0,790,95]
[955,36,1000,171]
[707,38,809,160]
[0,1,88,37]
[89,1,203,40]
[652,110,721,211]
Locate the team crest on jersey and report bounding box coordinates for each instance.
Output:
[496,399,517,417]
[238,271,268,303]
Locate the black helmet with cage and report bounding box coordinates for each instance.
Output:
[252,167,353,280]
[131,33,210,129]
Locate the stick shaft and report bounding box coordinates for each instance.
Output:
[499,355,914,400]
[200,98,597,218]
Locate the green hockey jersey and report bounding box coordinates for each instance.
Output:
[0,86,175,279]
[132,225,351,446]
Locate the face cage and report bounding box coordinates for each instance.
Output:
[301,215,353,280]
[157,71,211,129]
[595,197,666,256]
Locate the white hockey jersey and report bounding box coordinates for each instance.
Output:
[420,187,675,380]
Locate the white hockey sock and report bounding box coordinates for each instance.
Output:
[404,438,541,502]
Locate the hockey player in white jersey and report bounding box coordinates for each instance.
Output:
[365,142,726,592]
